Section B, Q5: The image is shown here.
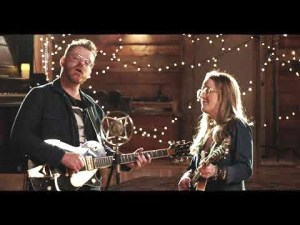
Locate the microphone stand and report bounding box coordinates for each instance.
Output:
[105,144,121,190]
[101,111,134,191]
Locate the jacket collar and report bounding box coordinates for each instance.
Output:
[51,78,94,108]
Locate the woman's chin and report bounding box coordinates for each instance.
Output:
[201,106,208,113]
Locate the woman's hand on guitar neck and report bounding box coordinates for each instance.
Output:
[198,164,218,179]
[61,152,85,173]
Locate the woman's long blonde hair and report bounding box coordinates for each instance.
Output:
[190,70,251,155]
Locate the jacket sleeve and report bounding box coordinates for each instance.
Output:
[10,88,65,166]
[226,119,253,184]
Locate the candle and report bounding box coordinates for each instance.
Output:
[21,63,30,79]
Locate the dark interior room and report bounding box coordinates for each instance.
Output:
[0,34,299,191]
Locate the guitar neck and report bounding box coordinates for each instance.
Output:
[93,148,171,168]
[191,161,205,187]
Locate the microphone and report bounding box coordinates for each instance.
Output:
[109,119,124,137]
[101,111,134,146]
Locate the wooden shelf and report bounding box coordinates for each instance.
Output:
[0,93,26,104]
[131,101,178,114]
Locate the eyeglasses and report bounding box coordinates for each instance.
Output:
[69,53,94,68]
[197,87,219,97]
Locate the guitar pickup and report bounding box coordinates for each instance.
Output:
[84,156,94,171]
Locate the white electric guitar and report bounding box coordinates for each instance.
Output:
[27,139,191,191]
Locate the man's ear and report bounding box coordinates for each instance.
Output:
[60,56,66,67]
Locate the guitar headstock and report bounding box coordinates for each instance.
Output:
[168,140,191,159]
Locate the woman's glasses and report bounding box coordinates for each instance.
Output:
[197,87,219,98]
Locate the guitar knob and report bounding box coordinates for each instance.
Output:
[91,178,96,184]
[47,186,52,191]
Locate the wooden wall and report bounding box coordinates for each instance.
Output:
[49,35,183,103]
[260,35,300,161]
[33,35,260,155]
[180,35,258,142]
[44,35,184,153]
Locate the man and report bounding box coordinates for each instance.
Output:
[10,38,151,191]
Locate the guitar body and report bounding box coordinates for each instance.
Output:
[28,164,102,191]
[192,177,208,191]
[28,140,106,191]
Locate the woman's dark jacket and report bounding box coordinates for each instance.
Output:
[188,118,253,191]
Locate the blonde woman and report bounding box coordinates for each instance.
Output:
[178,70,253,191]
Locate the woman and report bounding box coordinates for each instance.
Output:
[178,70,253,191]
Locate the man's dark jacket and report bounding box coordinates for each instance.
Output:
[10,78,111,167]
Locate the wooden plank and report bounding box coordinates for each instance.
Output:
[86,71,181,85]
[56,35,122,47]
[131,101,178,114]
[94,55,181,73]
[121,35,182,45]
[99,45,181,56]
[59,34,182,45]
[279,35,300,49]
[279,74,300,81]
[56,36,181,57]
[121,113,180,153]
[96,55,180,66]
[82,82,181,100]
[277,131,299,145]
[278,106,299,114]
[278,119,300,128]
[278,93,300,105]
[93,64,181,73]
[278,82,300,92]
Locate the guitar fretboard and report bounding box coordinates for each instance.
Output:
[93,148,169,168]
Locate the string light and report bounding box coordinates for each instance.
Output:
[39,34,260,143]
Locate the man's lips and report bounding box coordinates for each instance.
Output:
[74,67,83,73]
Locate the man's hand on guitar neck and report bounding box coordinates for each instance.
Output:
[125,147,152,168]
[61,152,85,173]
